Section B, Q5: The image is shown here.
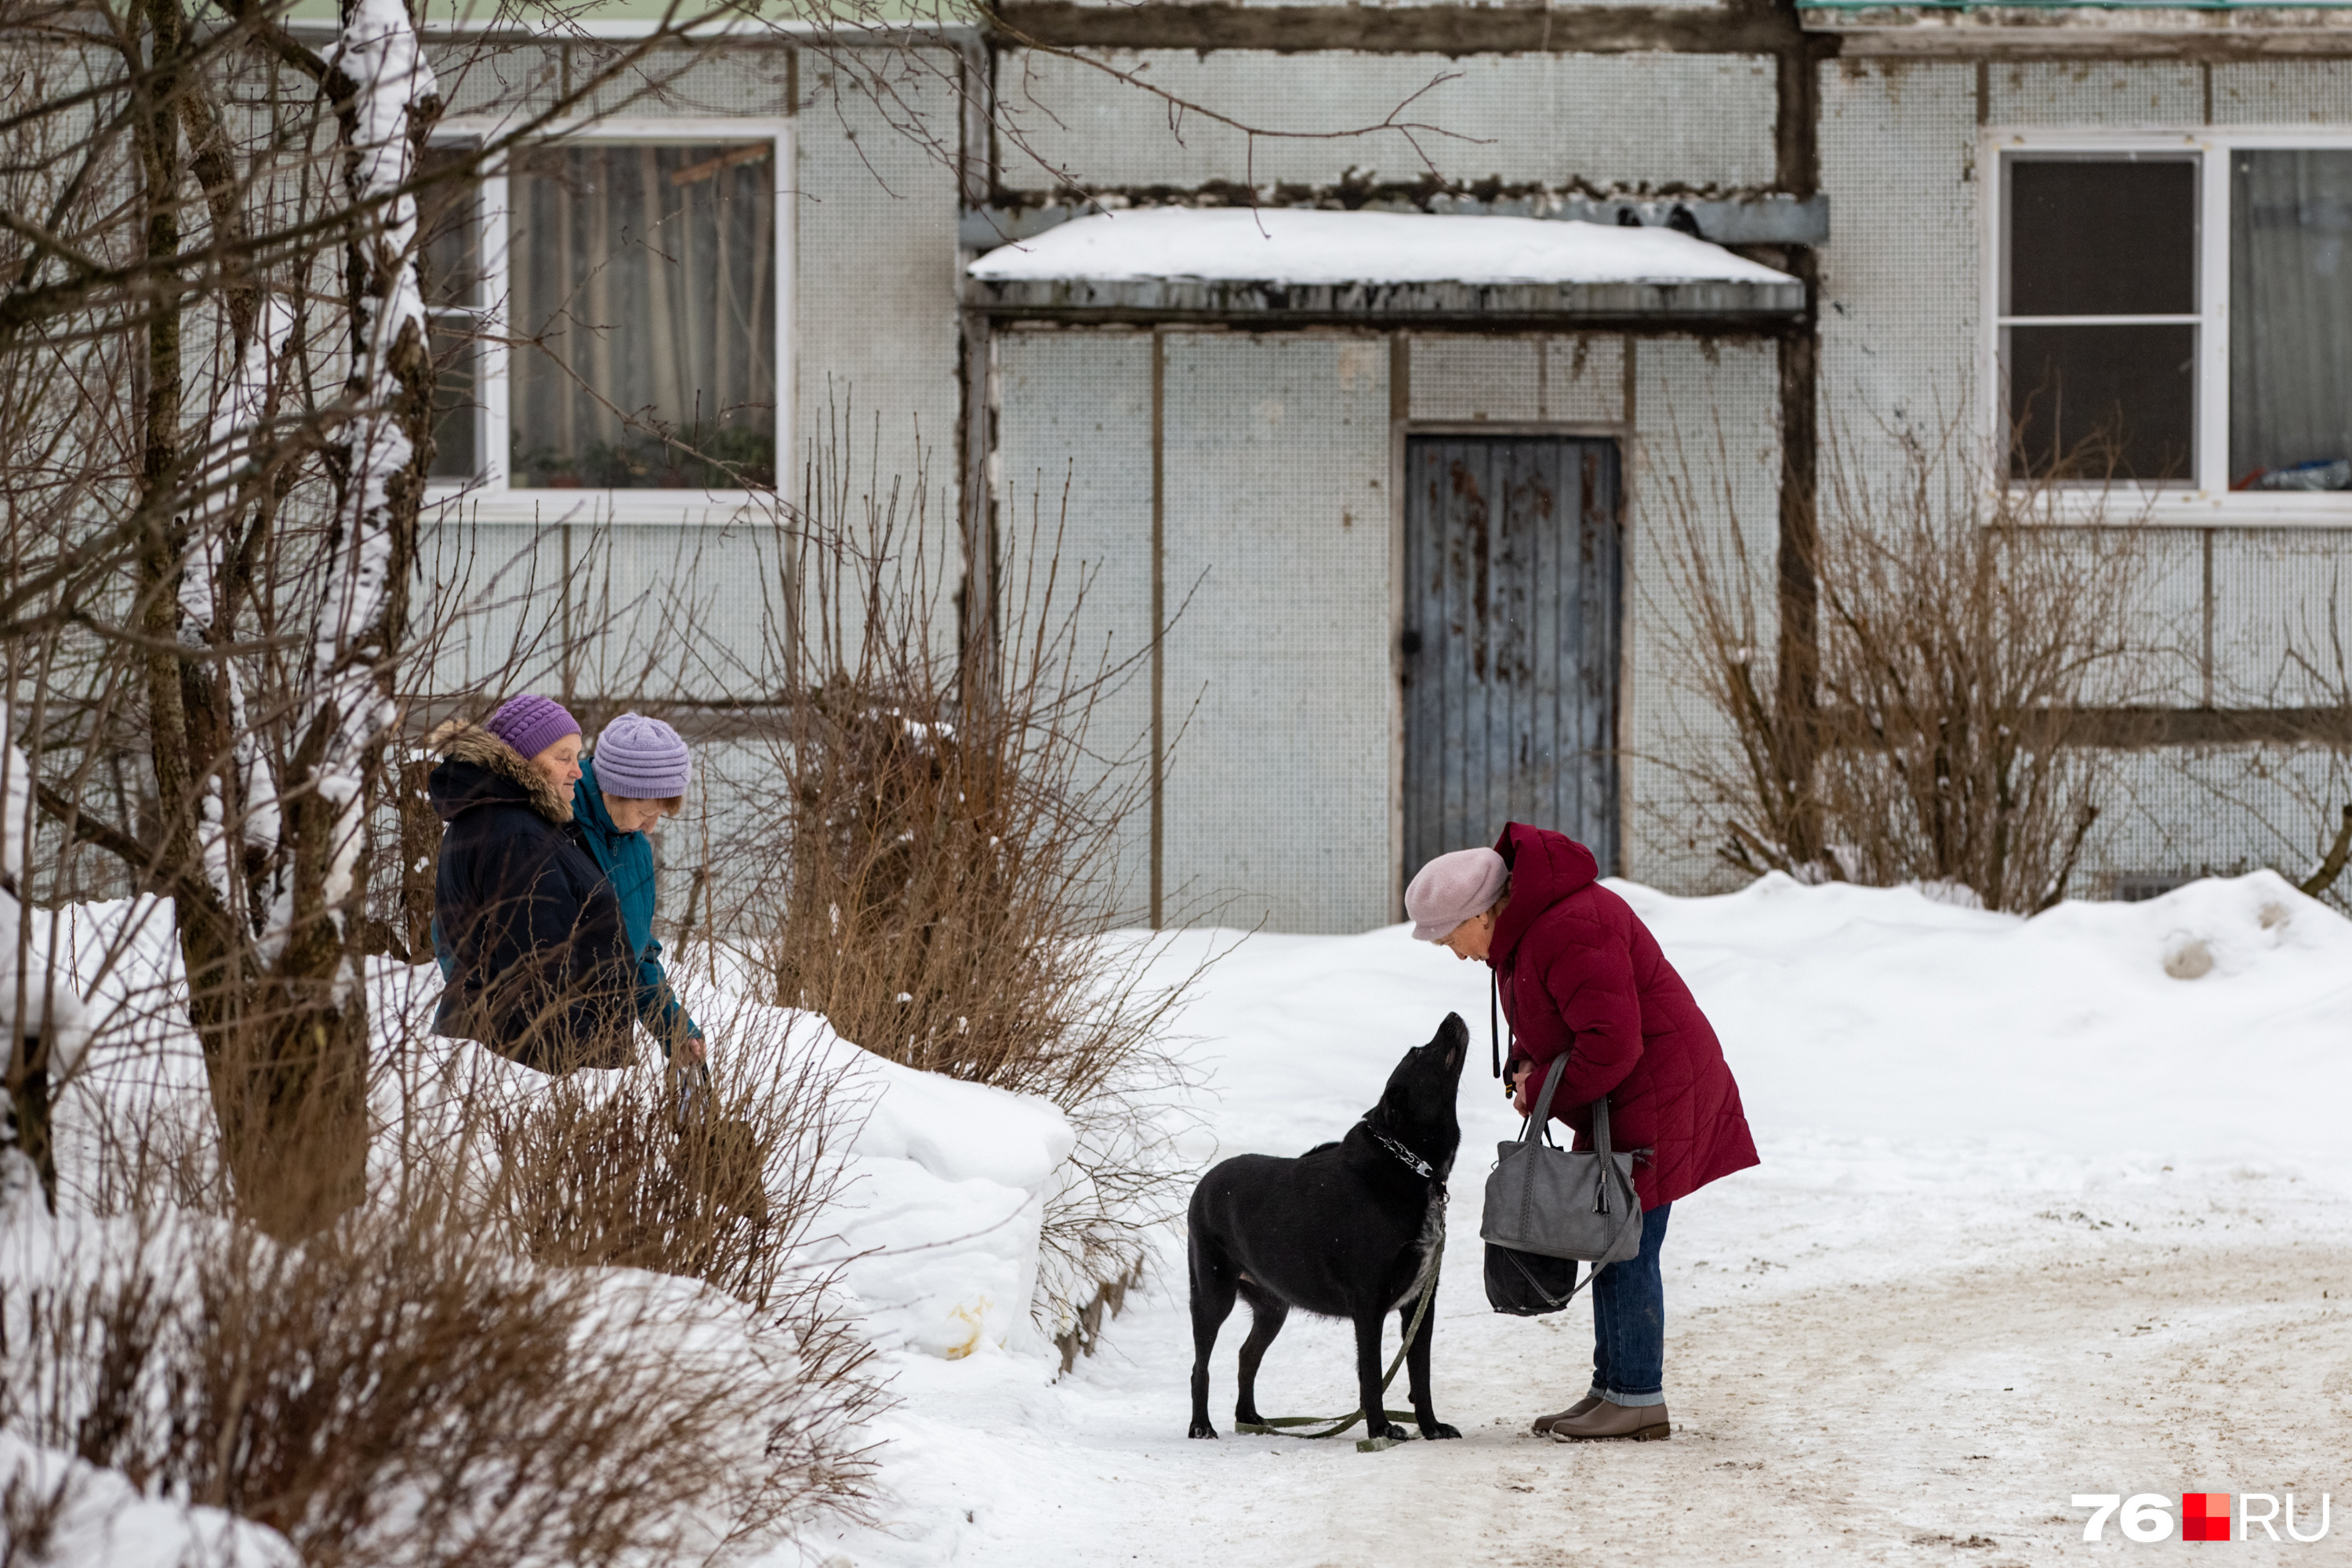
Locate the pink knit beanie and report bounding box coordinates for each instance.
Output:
[1404,847,1509,941]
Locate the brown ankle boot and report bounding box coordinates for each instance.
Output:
[1549,1399,1670,1442]
[1531,1397,1602,1436]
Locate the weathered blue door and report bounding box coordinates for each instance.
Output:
[1401,435,1621,887]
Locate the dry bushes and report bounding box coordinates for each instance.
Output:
[479,1014,854,1312]
[5,898,884,1568]
[1668,421,2154,911]
[2,1185,856,1567]
[720,430,1198,1338]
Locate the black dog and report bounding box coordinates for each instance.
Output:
[1185,1012,1468,1443]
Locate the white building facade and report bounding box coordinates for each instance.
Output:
[398,0,2352,931]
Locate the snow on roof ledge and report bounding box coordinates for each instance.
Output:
[965,208,1802,323]
[970,208,1794,287]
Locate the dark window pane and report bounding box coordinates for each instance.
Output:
[2006,323,2195,482]
[2008,158,2196,318]
[509,142,777,491]
[2229,149,2352,489]
[417,145,478,310]
[427,321,475,480]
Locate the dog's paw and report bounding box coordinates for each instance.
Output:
[1188,1421,1219,1439]
[1421,1422,1463,1441]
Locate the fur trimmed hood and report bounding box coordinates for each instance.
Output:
[426,720,575,826]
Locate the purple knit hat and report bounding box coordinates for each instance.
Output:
[1404,847,1509,942]
[591,712,691,799]
[483,693,580,761]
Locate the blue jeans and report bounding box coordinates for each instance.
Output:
[1588,1201,1671,1407]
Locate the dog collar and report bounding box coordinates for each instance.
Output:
[1369,1126,1435,1181]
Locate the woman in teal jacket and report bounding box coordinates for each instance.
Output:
[574,712,706,1063]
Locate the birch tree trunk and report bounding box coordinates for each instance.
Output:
[140,0,439,1237]
[214,0,440,1236]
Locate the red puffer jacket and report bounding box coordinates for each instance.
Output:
[1490,823,1758,1210]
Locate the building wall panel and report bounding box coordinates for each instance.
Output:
[2212,528,2352,707]
[995,328,1159,923]
[1818,59,1978,499]
[1406,334,1625,426]
[2082,745,2350,901]
[415,517,571,698]
[998,50,1777,192]
[797,49,967,660]
[1624,337,1782,895]
[1988,61,2203,127]
[427,41,563,118]
[2212,62,2352,125]
[1160,332,1395,931]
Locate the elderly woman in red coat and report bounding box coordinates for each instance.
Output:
[1406,822,1758,1443]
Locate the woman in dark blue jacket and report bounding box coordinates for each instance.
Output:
[429,695,636,1072]
[572,712,706,1064]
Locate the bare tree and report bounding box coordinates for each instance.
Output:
[1662,416,2157,913]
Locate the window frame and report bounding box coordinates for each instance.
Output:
[425,114,796,524]
[1982,125,2352,528]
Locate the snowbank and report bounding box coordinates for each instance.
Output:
[818,1044,1076,1359]
[42,895,1084,1370]
[410,952,1085,1363]
[967,208,1798,287]
[0,1429,296,1568]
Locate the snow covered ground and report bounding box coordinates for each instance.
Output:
[795,872,2352,1568]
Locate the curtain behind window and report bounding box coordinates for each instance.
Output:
[2231,150,2352,491]
[510,143,776,490]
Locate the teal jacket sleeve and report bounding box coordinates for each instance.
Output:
[634,936,702,1055]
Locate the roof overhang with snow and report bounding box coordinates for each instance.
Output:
[964,209,1805,327]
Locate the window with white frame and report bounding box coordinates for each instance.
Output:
[1992,133,2352,509]
[419,122,790,503]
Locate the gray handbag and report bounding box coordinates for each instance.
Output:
[1479,1056,1644,1266]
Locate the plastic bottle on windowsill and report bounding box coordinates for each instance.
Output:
[2238,458,2352,492]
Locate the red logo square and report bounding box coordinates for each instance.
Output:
[2182,1493,2232,1541]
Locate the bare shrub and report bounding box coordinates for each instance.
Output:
[0,1184,862,1568]
[717,425,1200,1338]
[474,1013,856,1313]
[1666,419,2154,911]
[14,837,884,1568]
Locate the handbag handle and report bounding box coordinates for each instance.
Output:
[1519,1055,1639,1219]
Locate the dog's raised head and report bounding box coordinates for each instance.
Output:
[1364,1011,1468,1171]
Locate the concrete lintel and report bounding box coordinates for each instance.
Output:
[986,0,1798,56]
[964,193,1829,252]
[964,275,1806,324]
[1811,5,2352,58]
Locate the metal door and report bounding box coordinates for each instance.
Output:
[1401,434,1621,886]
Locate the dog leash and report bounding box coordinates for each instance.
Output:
[1230,1262,1439,1453]
[1233,1127,1445,1454]
[1490,969,1501,1080]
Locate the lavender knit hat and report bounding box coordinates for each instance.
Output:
[592,712,691,799]
[1404,847,1509,942]
[483,693,580,761]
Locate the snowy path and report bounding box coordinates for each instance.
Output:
[829,1164,2350,1567]
[806,879,2352,1566]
